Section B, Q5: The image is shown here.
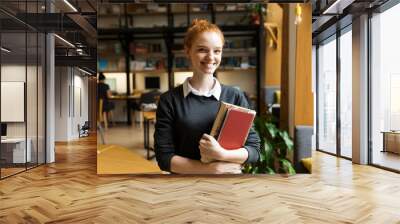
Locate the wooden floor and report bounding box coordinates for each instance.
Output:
[1,135,400,223]
[372,151,400,171]
[1,167,26,178]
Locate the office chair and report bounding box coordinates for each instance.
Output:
[78,121,90,138]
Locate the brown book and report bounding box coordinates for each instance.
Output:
[210,102,253,137]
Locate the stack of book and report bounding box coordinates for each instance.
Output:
[201,101,256,163]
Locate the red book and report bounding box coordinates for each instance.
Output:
[217,108,256,150]
[201,102,256,163]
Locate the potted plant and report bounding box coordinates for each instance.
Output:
[242,112,296,175]
[247,4,265,25]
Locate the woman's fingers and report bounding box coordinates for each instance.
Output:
[199,142,208,150]
[227,164,242,174]
[202,133,212,140]
[213,162,242,174]
[199,140,212,148]
[199,145,210,154]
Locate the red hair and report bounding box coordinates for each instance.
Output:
[184,19,224,50]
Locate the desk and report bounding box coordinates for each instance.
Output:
[108,93,141,101]
[382,131,400,154]
[108,93,142,125]
[1,138,31,164]
[97,144,161,174]
[143,111,156,160]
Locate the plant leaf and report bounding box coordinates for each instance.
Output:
[279,158,296,175]
[259,149,266,162]
[279,131,294,151]
[264,141,274,167]
[266,167,275,174]
[251,166,259,174]
[242,164,251,173]
[265,123,278,138]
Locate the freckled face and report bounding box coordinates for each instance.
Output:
[186,32,223,76]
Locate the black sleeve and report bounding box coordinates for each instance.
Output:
[154,94,176,172]
[235,91,261,164]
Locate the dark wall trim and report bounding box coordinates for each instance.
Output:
[313,14,352,44]
[367,11,373,165]
[315,44,319,151]
[336,29,341,157]
[374,0,400,13]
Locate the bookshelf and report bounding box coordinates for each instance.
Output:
[98,3,264,123]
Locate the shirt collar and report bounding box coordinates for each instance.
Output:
[182,77,221,100]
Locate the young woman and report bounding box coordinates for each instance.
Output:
[154,19,260,174]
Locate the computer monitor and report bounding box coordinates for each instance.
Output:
[104,78,117,93]
[1,123,7,137]
[145,77,160,89]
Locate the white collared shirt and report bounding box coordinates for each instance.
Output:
[182,77,221,100]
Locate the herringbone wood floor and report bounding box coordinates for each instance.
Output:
[1,135,400,223]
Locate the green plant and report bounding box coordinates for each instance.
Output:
[243,112,296,175]
[248,3,266,16]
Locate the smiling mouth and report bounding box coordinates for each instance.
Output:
[201,62,217,67]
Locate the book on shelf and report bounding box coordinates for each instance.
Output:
[201,101,256,163]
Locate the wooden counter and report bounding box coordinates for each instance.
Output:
[97,144,162,174]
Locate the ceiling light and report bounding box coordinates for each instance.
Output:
[294,4,302,25]
[1,47,11,53]
[54,34,75,48]
[78,67,92,76]
[322,0,355,15]
[76,48,86,55]
[63,0,78,12]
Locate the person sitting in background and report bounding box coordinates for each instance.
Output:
[154,19,260,174]
[98,72,115,129]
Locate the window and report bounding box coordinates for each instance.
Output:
[317,36,337,154]
[370,2,400,171]
[339,28,352,158]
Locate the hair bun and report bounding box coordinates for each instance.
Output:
[190,19,209,28]
[184,19,224,50]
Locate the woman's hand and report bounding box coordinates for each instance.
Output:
[206,161,242,174]
[199,134,226,161]
[170,155,242,174]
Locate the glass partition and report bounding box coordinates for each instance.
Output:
[1,30,28,178]
[0,1,46,179]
